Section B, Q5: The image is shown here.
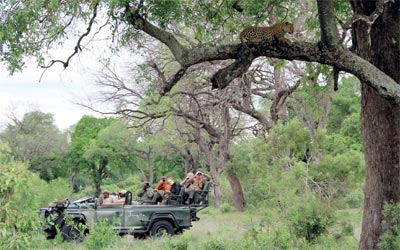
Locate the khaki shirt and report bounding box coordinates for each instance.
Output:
[190,174,211,190]
[137,188,154,201]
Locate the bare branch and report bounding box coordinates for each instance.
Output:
[40,1,100,71]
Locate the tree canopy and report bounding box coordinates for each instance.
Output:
[0,110,68,180]
[1,0,399,249]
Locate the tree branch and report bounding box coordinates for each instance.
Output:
[124,4,189,66]
[124,4,399,99]
[41,1,100,71]
[317,0,340,47]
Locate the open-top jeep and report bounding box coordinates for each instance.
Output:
[39,182,211,241]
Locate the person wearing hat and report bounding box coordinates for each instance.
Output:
[115,190,127,204]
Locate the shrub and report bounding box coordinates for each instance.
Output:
[163,235,189,250]
[377,203,400,250]
[0,161,45,250]
[344,188,364,209]
[203,239,228,250]
[230,223,297,250]
[286,197,335,242]
[83,219,120,249]
[219,203,234,213]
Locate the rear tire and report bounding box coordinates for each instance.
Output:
[150,220,174,237]
[61,221,86,242]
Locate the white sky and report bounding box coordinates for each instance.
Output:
[0,16,143,131]
[0,59,99,131]
[0,13,122,131]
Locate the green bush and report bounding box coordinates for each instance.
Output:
[228,224,296,250]
[377,203,400,250]
[286,197,335,242]
[219,203,234,213]
[343,188,364,209]
[31,177,71,207]
[162,235,189,250]
[203,239,228,250]
[83,218,120,249]
[0,161,46,250]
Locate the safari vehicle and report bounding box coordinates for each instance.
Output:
[39,182,211,242]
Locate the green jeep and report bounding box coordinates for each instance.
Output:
[39,183,211,241]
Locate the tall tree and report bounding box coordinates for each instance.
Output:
[69,115,113,196]
[350,1,400,249]
[1,1,399,247]
[0,110,68,180]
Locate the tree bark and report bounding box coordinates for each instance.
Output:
[225,169,246,211]
[199,138,222,208]
[145,153,154,186]
[124,7,400,99]
[93,162,102,197]
[125,2,399,246]
[210,166,222,208]
[350,1,400,249]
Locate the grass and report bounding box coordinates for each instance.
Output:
[35,207,362,250]
[108,208,258,250]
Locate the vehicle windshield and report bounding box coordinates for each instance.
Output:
[73,197,95,204]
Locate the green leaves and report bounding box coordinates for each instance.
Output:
[0,111,69,181]
[0,0,93,72]
[0,161,43,249]
[286,195,335,242]
[267,119,310,163]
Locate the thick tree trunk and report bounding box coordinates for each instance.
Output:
[146,154,154,185]
[198,138,222,208]
[183,156,191,175]
[211,170,222,208]
[70,172,77,191]
[351,1,400,249]
[225,169,246,211]
[93,163,102,197]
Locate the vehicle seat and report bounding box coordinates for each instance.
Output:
[192,182,211,207]
[167,185,185,205]
[124,191,132,205]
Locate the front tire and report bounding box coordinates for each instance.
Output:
[61,221,86,242]
[150,220,174,237]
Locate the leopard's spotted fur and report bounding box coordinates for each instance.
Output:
[240,22,294,44]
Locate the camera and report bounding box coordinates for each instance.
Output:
[162,178,166,182]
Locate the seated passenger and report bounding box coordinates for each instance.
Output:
[98,190,115,205]
[180,172,194,190]
[154,176,171,204]
[110,191,117,200]
[137,182,154,202]
[180,172,194,203]
[168,178,181,195]
[159,178,181,205]
[114,190,127,204]
[185,171,211,204]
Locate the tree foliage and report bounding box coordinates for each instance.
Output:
[1,0,399,248]
[0,110,68,180]
[0,159,44,249]
[69,115,114,195]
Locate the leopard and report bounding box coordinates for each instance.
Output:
[240,22,295,46]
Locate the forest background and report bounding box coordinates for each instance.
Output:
[0,0,398,249]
